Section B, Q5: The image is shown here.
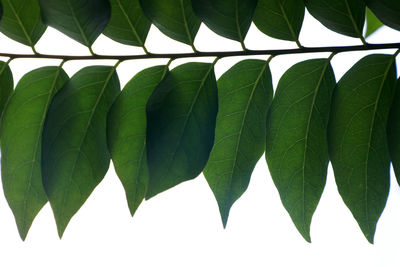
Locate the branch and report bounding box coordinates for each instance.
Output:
[1,43,400,61]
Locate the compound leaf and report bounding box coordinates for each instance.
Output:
[305,0,365,38]
[42,66,120,237]
[253,0,305,42]
[365,0,400,31]
[204,59,273,227]
[191,0,257,44]
[328,54,397,243]
[1,66,68,240]
[0,0,46,46]
[39,0,110,47]
[266,59,336,242]
[140,0,200,46]
[388,79,400,185]
[107,65,168,216]
[146,62,218,198]
[103,0,151,48]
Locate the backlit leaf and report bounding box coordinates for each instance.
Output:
[191,0,257,44]
[253,0,305,42]
[266,59,336,242]
[305,0,365,38]
[42,66,120,237]
[388,79,400,185]
[103,0,151,48]
[365,8,383,38]
[39,0,111,47]
[107,65,168,216]
[204,59,273,227]
[0,0,46,46]
[328,54,397,243]
[1,66,68,240]
[365,0,400,31]
[146,62,218,198]
[140,0,200,46]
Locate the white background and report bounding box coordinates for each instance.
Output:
[1,11,400,267]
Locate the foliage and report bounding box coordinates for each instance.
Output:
[0,0,399,244]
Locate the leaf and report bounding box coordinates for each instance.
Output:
[304,0,365,38]
[146,62,218,198]
[1,66,68,240]
[203,60,273,227]
[39,0,111,47]
[365,8,383,38]
[103,0,151,48]
[140,0,200,46]
[328,54,397,244]
[0,61,13,122]
[388,79,400,185]
[107,65,168,216]
[265,59,336,242]
[0,0,46,46]
[253,0,305,43]
[365,0,400,31]
[191,0,257,44]
[42,66,120,237]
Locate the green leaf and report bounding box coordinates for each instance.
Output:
[1,66,68,240]
[103,0,151,48]
[365,0,400,31]
[304,0,365,38]
[203,60,273,227]
[0,61,13,122]
[39,0,111,47]
[146,62,218,198]
[266,59,336,242]
[0,0,46,46]
[328,54,397,244]
[388,79,400,185]
[107,65,168,216]
[140,0,200,47]
[191,0,257,44]
[253,0,305,43]
[365,8,383,38]
[42,66,120,237]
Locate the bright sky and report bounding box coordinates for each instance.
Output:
[0,12,400,267]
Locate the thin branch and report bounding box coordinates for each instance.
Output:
[0,43,400,61]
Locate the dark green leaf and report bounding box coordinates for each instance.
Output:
[42,66,120,237]
[146,62,218,198]
[1,66,68,240]
[365,8,383,38]
[266,59,336,242]
[0,61,13,122]
[107,65,168,216]
[203,60,273,227]
[103,0,151,48]
[388,79,400,185]
[253,0,305,43]
[365,0,400,31]
[191,0,257,44]
[0,0,46,46]
[304,0,365,38]
[328,54,397,244]
[140,0,200,46]
[39,0,111,47]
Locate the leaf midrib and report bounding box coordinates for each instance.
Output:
[58,67,116,230]
[4,0,33,47]
[224,62,268,213]
[67,0,91,47]
[363,55,395,238]
[20,67,64,236]
[116,0,145,47]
